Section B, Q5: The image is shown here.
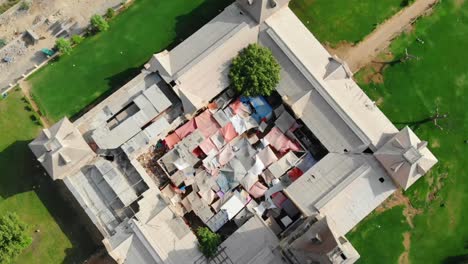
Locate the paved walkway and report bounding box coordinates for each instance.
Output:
[343,0,439,72]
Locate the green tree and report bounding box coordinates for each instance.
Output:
[71,35,84,45]
[55,38,72,55]
[196,227,220,258]
[90,14,110,32]
[229,43,280,97]
[0,213,32,264]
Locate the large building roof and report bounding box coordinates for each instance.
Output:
[281,217,360,264]
[29,117,94,180]
[375,126,438,190]
[263,7,399,151]
[147,4,259,114]
[284,153,397,235]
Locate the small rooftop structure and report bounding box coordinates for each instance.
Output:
[92,83,172,150]
[236,0,291,23]
[29,117,94,180]
[281,217,360,264]
[374,126,438,190]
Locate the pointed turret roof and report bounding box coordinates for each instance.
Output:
[374,126,437,190]
[29,117,94,180]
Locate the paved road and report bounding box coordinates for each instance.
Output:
[344,0,439,72]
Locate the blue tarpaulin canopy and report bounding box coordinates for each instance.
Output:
[240,96,273,123]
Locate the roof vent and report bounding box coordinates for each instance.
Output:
[403,146,422,164]
[248,0,254,5]
[311,233,322,244]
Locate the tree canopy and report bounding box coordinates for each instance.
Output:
[0,213,32,264]
[196,227,221,258]
[229,43,280,97]
[55,38,73,55]
[90,14,110,32]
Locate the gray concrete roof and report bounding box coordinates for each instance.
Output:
[281,217,360,264]
[285,153,397,235]
[220,215,286,264]
[259,29,366,153]
[264,7,399,150]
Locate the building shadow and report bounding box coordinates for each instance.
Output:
[0,140,102,263]
[168,0,233,50]
[70,0,233,122]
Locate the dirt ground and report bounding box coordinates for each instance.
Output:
[398,232,411,264]
[0,0,122,42]
[329,0,440,73]
[376,189,423,228]
[0,0,123,91]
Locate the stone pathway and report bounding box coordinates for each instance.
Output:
[342,0,439,72]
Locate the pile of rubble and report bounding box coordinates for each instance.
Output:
[0,38,26,68]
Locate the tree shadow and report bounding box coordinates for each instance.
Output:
[0,141,102,263]
[443,254,468,264]
[393,116,435,131]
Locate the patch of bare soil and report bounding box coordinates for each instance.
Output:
[398,232,411,264]
[427,172,448,203]
[19,79,51,127]
[325,41,354,60]
[358,51,395,85]
[455,0,465,8]
[431,139,440,148]
[375,97,384,106]
[376,189,422,228]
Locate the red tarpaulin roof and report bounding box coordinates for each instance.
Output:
[165,133,181,149]
[175,119,197,139]
[249,182,268,198]
[195,110,220,138]
[288,167,304,182]
[199,137,218,155]
[220,122,238,142]
[265,127,302,153]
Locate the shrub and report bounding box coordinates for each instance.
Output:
[55,38,72,55]
[18,0,30,11]
[106,8,115,19]
[229,43,280,97]
[71,35,84,45]
[196,227,220,258]
[90,14,109,32]
[0,38,6,47]
[0,213,32,264]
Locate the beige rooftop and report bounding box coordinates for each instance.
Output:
[375,126,438,190]
[29,117,95,180]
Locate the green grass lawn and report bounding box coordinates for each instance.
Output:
[29,0,232,122]
[347,206,410,263]
[349,0,468,263]
[0,89,97,263]
[290,0,405,46]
